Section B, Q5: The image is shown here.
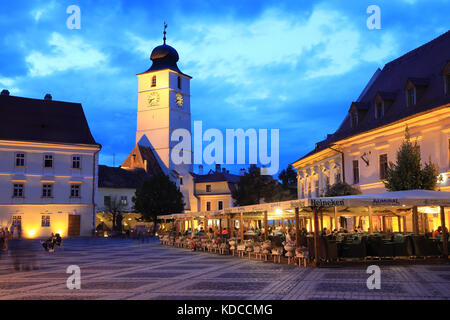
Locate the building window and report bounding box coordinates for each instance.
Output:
[352,160,359,184]
[151,76,156,87]
[206,201,211,211]
[218,200,223,210]
[351,112,358,128]
[44,154,53,168]
[42,184,53,198]
[72,156,81,169]
[376,103,384,119]
[335,172,341,183]
[104,196,111,207]
[206,185,211,192]
[120,196,127,206]
[41,215,51,227]
[407,88,415,107]
[15,153,25,167]
[13,184,24,197]
[70,184,81,198]
[177,76,181,89]
[179,176,183,185]
[325,176,330,191]
[12,216,22,227]
[379,154,388,180]
[301,183,305,198]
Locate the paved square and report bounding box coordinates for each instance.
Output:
[0,238,448,300]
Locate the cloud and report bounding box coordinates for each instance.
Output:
[30,1,58,22]
[25,32,109,77]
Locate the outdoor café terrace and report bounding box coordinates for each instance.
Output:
[158,190,450,266]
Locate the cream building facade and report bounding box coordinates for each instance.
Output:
[0,92,100,238]
[292,31,450,232]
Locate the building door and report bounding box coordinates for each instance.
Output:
[68,215,81,236]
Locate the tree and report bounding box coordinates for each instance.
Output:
[232,165,280,206]
[278,164,297,199]
[325,182,362,197]
[104,196,125,232]
[384,127,440,191]
[133,173,185,234]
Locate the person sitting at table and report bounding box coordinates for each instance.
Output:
[221,228,229,238]
[432,226,442,238]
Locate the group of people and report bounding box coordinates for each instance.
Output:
[0,225,22,251]
[41,233,62,252]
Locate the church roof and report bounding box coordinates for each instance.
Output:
[0,94,99,146]
[98,165,150,189]
[138,43,191,78]
[294,30,450,165]
[121,144,163,175]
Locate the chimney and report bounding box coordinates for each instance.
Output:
[44,94,52,101]
[240,168,246,176]
[198,165,204,175]
[215,164,221,172]
[1,89,10,96]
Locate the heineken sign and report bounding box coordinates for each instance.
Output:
[310,199,345,207]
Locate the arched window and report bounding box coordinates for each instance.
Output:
[177,76,181,89]
[151,76,156,87]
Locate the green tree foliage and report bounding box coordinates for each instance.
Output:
[103,196,125,232]
[232,165,278,205]
[278,164,298,199]
[325,182,362,197]
[384,127,440,191]
[133,174,184,234]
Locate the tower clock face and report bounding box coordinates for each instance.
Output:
[175,92,184,107]
[148,92,160,107]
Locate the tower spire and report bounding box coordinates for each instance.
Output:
[163,21,167,44]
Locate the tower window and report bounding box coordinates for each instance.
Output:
[352,160,359,184]
[177,76,182,89]
[379,154,388,180]
[151,76,156,87]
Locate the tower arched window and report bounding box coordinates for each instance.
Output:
[177,76,181,89]
[151,76,156,87]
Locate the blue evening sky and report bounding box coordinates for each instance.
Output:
[1,0,449,176]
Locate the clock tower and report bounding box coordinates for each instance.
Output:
[135,29,194,210]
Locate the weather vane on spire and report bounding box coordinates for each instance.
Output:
[163,21,167,44]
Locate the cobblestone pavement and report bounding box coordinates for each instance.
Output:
[0,238,448,300]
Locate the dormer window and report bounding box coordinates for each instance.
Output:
[446,74,450,96]
[407,88,415,107]
[376,102,384,119]
[351,111,358,128]
[442,61,450,96]
[405,77,428,107]
[151,76,156,87]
